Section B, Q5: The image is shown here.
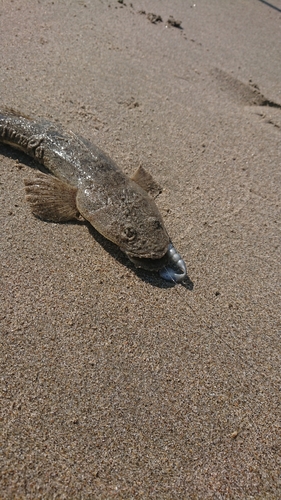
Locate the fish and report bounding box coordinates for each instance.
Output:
[0,109,187,282]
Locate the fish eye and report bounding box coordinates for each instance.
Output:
[122,226,137,241]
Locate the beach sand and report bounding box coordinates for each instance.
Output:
[1,0,280,498]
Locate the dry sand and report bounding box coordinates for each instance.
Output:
[1,0,280,498]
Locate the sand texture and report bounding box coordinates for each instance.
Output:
[1,0,280,498]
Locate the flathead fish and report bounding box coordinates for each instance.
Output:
[0,109,187,282]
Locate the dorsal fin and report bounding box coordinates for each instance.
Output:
[131,165,162,198]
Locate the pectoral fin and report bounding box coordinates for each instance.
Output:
[131,165,162,198]
[24,173,79,222]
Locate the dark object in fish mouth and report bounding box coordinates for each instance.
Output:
[128,251,170,271]
[129,242,188,283]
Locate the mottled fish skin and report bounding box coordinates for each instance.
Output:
[0,109,171,269]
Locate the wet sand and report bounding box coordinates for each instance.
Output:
[1,0,280,498]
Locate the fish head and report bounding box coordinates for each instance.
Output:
[77,178,170,270]
[119,207,171,271]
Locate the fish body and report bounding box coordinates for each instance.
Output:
[0,109,187,281]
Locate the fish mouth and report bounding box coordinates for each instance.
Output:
[127,250,170,271]
[128,243,188,283]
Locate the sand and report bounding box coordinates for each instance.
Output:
[1,0,280,498]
